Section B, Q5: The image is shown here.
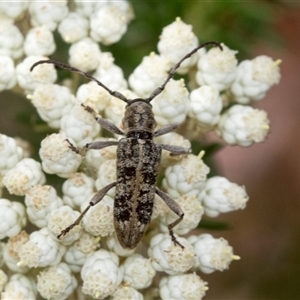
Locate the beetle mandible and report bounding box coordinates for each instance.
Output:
[31,41,222,249]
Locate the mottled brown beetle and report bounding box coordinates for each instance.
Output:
[31,41,222,249]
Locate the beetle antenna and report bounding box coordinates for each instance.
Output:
[30,59,129,103]
[146,41,223,102]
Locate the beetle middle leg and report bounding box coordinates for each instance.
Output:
[57,181,116,239]
[155,187,185,249]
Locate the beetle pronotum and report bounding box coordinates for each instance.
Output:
[31,41,222,249]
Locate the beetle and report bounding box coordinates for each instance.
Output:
[31,41,222,249]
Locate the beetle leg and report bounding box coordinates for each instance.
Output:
[159,143,191,155]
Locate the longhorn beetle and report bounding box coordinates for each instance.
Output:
[31,41,222,249]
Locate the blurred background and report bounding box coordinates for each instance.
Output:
[1,1,300,299]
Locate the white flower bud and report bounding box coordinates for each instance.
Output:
[3,158,46,196]
[64,231,99,273]
[0,2,28,20]
[151,79,189,127]
[82,195,114,237]
[39,133,82,178]
[19,227,66,268]
[155,132,191,168]
[68,37,101,72]
[58,12,89,43]
[0,17,24,59]
[0,199,26,239]
[162,153,209,199]
[29,1,68,31]
[128,52,171,97]
[216,104,270,147]
[95,159,116,198]
[230,55,281,104]
[29,83,77,128]
[111,286,143,300]
[60,104,101,148]
[159,273,208,300]
[94,52,127,91]
[16,55,57,93]
[25,185,63,228]
[122,254,156,289]
[90,3,132,45]
[196,44,238,91]
[199,176,249,217]
[0,56,16,91]
[106,234,136,257]
[189,85,223,129]
[0,269,7,293]
[188,234,240,274]
[81,249,123,299]
[62,172,95,209]
[37,263,77,300]
[104,94,127,128]
[1,274,37,300]
[148,233,195,275]
[0,134,24,176]
[24,26,56,56]
[158,17,199,74]
[3,231,29,273]
[76,81,111,112]
[160,194,204,235]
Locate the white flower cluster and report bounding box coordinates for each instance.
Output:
[0,2,281,300]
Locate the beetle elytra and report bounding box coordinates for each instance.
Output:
[31,41,222,249]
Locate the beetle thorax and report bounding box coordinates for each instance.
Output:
[122,100,156,134]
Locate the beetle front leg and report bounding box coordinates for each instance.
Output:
[57,181,117,239]
[155,187,185,249]
[160,143,191,155]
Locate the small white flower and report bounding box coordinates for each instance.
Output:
[0,199,26,239]
[81,195,114,237]
[1,273,37,300]
[159,273,208,300]
[76,81,112,113]
[196,44,238,91]
[3,231,29,273]
[24,26,56,56]
[0,56,16,91]
[74,0,96,17]
[90,3,132,45]
[148,233,195,275]
[158,17,199,74]
[37,263,77,300]
[0,17,24,59]
[151,78,189,127]
[0,2,28,20]
[16,55,57,93]
[188,234,240,274]
[160,194,204,235]
[122,254,156,289]
[199,176,249,217]
[62,172,95,209]
[111,285,143,300]
[58,12,89,43]
[95,159,116,198]
[68,37,101,72]
[106,234,136,257]
[18,227,66,268]
[81,249,123,299]
[230,55,281,104]
[162,153,210,199]
[0,134,24,176]
[216,104,270,147]
[94,52,127,91]
[39,133,82,178]
[189,85,223,130]
[60,104,101,148]
[29,1,68,31]
[104,93,127,129]
[3,158,46,196]
[64,231,99,273]
[25,185,63,228]
[128,52,171,97]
